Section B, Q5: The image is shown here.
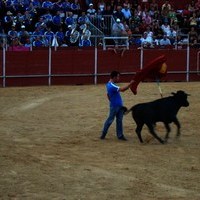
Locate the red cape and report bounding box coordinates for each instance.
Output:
[130,55,167,95]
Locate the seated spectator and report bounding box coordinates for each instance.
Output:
[23,10,34,32]
[167,27,177,44]
[115,0,123,9]
[80,23,91,40]
[4,11,14,33]
[79,34,92,47]
[161,22,170,35]
[44,27,54,46]
[71,0,81,16]
[146,26,154,40]
[18,25,30,45]
[150,0,159,12]
[61,0,71,13]
[112,18,127,46]
[159,34,171,46]
[173,19,180,31]
[123,21,132,36]
[10,37,23,47]
[161,6,169,24]
[190,39,200,48]
[175,35,189,45]
[189,12,198,27]
[188,26,198,44]
[35,17,46,32]
[129,10,141,30]
[7,24,18,44]
[138,19,148,33]
[65,25,72,45]
[188,1,196,13]
[65,24,80,46]
[33,36,44,47]
[52,1,62,12]
[32,0,42,10]
[52,10,62,32]
[87,3,96,17]
[195,0,200,11]
[107,0,115,13]
[113,6,124,21]
[142,12,152,26]
[112,18,126,37]
[42,0,53,11]
[65,12,77,27]
[140,31,154,48]
[41,10,53,26]
[25,3,37,17]
[24,38,32,48]
[121,3,132,25]
[55,27,65,46]
[32,27,44,38]
[135,5,143,19]
[152,21,164,40]
[180,17,190,30]
[123,0,131,9]
[15,12,25,28]
[97,0,106,14]
[168,7,177,26]
[78,11,90,25]
[181,4,191,20]
[102,4,113,15]
[161,0,172,11]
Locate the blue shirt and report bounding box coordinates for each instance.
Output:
[106,81,123,107]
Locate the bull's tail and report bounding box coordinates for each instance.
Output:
[121,106,133,115]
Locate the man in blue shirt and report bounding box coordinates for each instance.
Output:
[101,71,134,141]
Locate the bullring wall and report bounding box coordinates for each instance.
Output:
[0,47,199,87]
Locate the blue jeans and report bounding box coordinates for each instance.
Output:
[102,106,124,138]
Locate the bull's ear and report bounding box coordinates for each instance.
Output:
[171,92,176,95]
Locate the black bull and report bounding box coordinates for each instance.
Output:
[123,90,190,144]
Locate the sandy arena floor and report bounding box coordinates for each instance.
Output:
[0,82,200,200]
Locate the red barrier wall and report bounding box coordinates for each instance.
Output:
[0,47,199,87]
[51,47,95,85]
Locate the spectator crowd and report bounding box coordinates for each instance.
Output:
[0,0,200,48]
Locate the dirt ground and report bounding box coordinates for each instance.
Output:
[0,82,199,200]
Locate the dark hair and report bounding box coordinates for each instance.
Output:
[110,71,120,78]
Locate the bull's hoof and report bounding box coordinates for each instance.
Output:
[160,140,165,144]
[164,139,168,144]
[176,133,181,137]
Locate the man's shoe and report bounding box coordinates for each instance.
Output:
[100,135,105,139]
[118,136,127,141]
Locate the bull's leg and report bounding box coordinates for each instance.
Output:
[164,122,171,141]
[146,123,165,144]
[173,118,181,137]
[135,122,144,143]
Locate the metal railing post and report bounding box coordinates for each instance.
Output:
[186,40,190,82]
[3,42,6,88]
[48,46,52,86]
[140,45,144,70]
[197,51,200,75]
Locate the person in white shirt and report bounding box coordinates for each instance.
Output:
[140,32,154,47]
[167,27,177,44]
[161,22,170,35]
